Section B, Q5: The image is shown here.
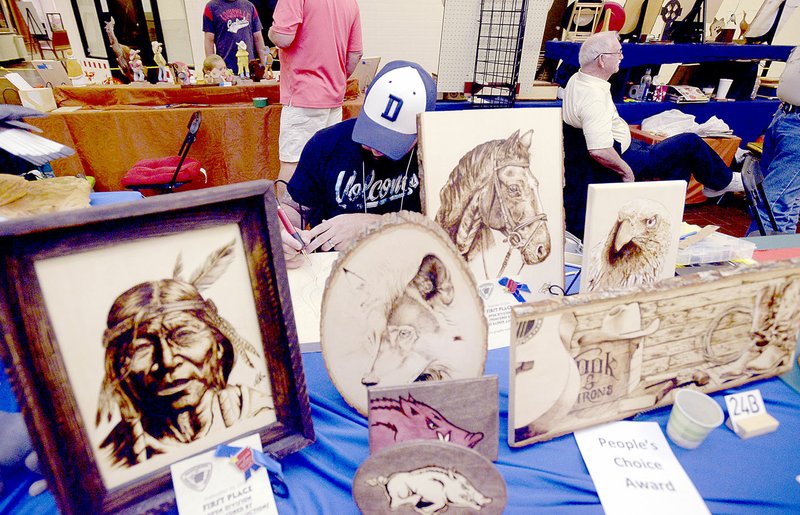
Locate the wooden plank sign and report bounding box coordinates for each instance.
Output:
[509,259,800,447]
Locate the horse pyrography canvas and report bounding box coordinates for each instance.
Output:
[580,181,686,294]
[418,108,564,349]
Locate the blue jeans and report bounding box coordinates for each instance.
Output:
[622,133,733,191]
[748,109,800,234]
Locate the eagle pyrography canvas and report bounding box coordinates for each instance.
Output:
[580,181,686,293]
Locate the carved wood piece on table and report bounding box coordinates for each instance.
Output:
[353,441,507,515]
[509,259,800,447]
[368,375,499,460]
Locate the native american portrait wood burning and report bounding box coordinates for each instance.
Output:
[419,108,564,347]
[320,213,487,416]
[510,259,800,447]
[353,441,507,515]
[0,183,314,513]
[34,225,277,489]
[95,240,274,469]
[581,182,686,293]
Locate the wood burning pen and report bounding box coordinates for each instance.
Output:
[276,204,313,267]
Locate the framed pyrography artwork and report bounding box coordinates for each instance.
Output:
[509,259,800,447]
[320,212,488,416]
[368,376,499,460]
[46,12,64,33]
[418,107,564,349]
[580,181,686,293]
[0,181,313,514]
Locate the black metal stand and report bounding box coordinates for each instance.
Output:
[469,0,528,108]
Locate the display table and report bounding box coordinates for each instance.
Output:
[545,42,795,70]
[629,125,742,204]
[544,41,791,143]
[29,99,362,192]
[1,346,798,514]
[53,83,284,108]
[24,80,362,192]
[52,79,360,109]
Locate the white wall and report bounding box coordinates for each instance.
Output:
[184,0,207,70]
[185,0,445,74]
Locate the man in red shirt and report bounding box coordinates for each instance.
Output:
[269,0,362,195]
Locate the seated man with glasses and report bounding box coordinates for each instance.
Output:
[562,31,743,239]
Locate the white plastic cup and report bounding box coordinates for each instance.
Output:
[717,78,734,100]
[666,389,724,449]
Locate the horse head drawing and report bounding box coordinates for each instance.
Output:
[435,129,550,278]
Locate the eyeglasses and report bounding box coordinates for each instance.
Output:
[595,50,623,60]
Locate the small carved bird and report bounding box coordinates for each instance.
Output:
[587,199,672,292]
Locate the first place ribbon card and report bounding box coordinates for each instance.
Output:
[171,434,278,515]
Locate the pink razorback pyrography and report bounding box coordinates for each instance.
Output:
[369,395,484,451]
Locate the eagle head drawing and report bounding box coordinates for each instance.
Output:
[587,199,672,292]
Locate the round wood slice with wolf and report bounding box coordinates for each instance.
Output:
[320,212,488,416]
[353,441,506,515]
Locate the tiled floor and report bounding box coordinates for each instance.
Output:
[684,193,799,237]
[683,194,754,237]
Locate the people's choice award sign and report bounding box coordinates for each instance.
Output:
[574,421,710,515]
[171,434,278,515]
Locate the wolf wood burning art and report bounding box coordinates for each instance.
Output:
[0,183,313,514]
[353,441,507,515]
[418,108,564,347]
[581,182,686,293]
[320,212,487,415]
[368,376,499,460]
[509,259,800,447]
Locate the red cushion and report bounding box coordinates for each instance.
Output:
[121,157,202,186]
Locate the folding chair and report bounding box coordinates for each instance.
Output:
[121,111,206,194]
[741,141,779,236]
[562,1,604,41]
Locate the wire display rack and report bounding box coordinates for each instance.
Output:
[469,0,528,108]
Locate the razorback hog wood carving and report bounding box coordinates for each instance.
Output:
[509,259,800,447]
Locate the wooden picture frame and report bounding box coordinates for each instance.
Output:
[46,12,64,33]
[509,259,800,447]
[0,181,313,514]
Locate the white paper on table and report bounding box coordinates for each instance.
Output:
[3,72,34,90]
[574,421,710,515]
[286,251,339,349]
[479,282,550,350]
[170,433,278,515]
